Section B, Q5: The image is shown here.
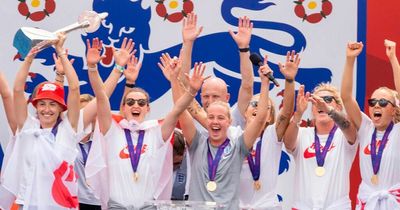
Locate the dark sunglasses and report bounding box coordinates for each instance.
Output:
[367,98,395,107]
[320,96,336,104]
[125,98,148,107]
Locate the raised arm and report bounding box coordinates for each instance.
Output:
[310,95,357,144]
[83,37,136,128]
[276,51,300,140]
[85,38,112,135]
[340,42,364,129]
[385,39,400,94]
[229,16,254,117]
[243,61,271,149]
[52,51,75,87]
[161,63,209,141]
[54,33,80,131]
[0,72,17,134]
[13,48,38,129]
[180,12,203,85]
[284,85,309,152]
[119,54,142,110]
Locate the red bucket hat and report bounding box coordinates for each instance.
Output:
[31,82,67,111]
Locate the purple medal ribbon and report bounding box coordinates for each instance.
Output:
[247,132,264,181]
[79,141,92,166]
[207,138,230,181]
[40,117,62,137]
[123,129,145,173]
[314,125,338,167]
[371,122,394,175]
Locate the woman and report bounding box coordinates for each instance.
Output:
[284,82,357,209]
[84,37,207,209]
[341,40,400,209]
[239,51,299,209]
[173,59,272,209]
[1,33,82,209]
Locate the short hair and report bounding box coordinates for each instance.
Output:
[173,129,185,156]
[374,87,400,123]
[121,87,150,105]
[207,101,231,119]
[80,94,94,103]
[313,83,343,106]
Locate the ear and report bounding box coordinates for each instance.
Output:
[226,93,230,103]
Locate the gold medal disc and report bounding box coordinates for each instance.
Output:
[206,181,217,192]
[133,172,139,182]
[254,180,261,191]
[315,166,326,177]
[371,174,379,185]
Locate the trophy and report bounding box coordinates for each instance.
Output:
[13,10,108,58]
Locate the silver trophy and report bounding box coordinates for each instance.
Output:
[13,10,108,58]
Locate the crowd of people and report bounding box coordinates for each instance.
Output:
[0,13,399,210]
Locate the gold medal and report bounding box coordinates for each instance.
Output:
[206,181,217,192]
[371,174,379,185]
[315,166,325,177]
[133,172,139,182]
[254,180,261,191]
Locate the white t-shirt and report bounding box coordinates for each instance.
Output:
[1,112,85,210]
[239,124,283,209]
[102,119,169,208]
[357,113,400,207]
[291,126,358,210]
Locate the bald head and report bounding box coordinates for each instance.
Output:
[201,77,230,110]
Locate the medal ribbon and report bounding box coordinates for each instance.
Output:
[371,122,394,175]
[123,129,145,173]
[207,138,230,181]
[247,131,264,181]
[79,141,92,166]
[314,125,338,167]
[40,117,62,136]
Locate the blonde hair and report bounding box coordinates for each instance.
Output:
[207,101,231,119]
[374,87,400,123]
[248,94,276,125]
[80,94,94,103]
[313,83,343,106]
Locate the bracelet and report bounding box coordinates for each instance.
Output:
[55,78,64,83]
[88,65,98,72]
[239,47,250,52]
[55,71,65,76]
[125,83,135,88]
[285,78,294,83]
[58,51,67,58]
[114,63,125,73]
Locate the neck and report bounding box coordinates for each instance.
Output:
[209,137,227,147]
[315,120,335,135]
[376,121,393,132]
[40,120,57,129]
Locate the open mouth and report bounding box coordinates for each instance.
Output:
[131,110,141,117]
[373,111,382,121]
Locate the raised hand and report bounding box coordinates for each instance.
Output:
[54,32,67,54]
[125,54,142,84]
[186,62,209,93]
[279,50,301,81]
[158,52,181,81]
[113,37,136,67]
[52,51,75,75]
[385,39,397,60]
[258,55,272,84]
[296,85,310,115]
[228,16,253,48]
[182,13,203,43]
[346,41,364,58]
[310,94,331,113]
[86,38,105,67]
[25,47,39,62]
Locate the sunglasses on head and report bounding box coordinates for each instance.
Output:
[125,98,148,107]
[367,98,395,107]
[320,96,336,104]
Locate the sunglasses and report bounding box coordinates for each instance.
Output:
[125,98,148,107]
[320,96,336,104]
[367,98,395,107]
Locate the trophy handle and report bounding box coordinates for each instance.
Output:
[54,20,90,34]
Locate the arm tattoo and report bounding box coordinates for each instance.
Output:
[188,100,203,115]
[328,110,351,130]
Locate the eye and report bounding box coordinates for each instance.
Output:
[119,26,135,37]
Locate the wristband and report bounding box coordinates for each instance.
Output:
[239,47,250,52]
[88,65,98,72]
[125,83,135,88]
[285,78,294,83]
[114,64,125,73]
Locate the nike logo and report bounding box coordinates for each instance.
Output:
[363,140,384,155]
[119,144,148,159]
[303,143,336,159]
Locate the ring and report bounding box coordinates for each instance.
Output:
[290,59,294,62]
